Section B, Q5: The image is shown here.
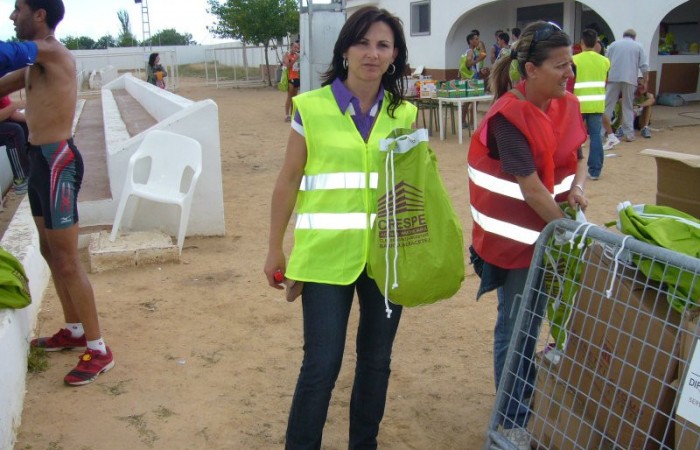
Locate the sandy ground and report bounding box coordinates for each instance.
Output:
[8,80,700,450]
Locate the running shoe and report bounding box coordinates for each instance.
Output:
[30,328,87,352]
[64,347,115,386]
[603,133,620,150]
[641,126,651,138]
[13,178,28,195]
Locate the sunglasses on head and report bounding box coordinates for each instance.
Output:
[527,21,562,60]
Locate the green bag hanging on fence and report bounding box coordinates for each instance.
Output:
[367,128,465,316]
[616,201,700,312]
[278,66,289,92]
[543,206,592,352]
[0,246,31,309]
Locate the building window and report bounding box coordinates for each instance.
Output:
[411,1,430,36]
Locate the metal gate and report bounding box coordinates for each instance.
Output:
[484,218,700,450]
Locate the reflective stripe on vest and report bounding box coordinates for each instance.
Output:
[468,166,575,199]
[470,205,540,245]
[574,81,606,89]
[300,172,379,191]
[576,94,606,103]
[574,79,607,103]
[296,212,377,230]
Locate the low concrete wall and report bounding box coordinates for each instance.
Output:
[80,74,226,239]
[0,146,13,198]
[0,199,50,449]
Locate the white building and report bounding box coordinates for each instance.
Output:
[346,0,700,99]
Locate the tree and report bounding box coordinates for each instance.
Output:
[208,0,299,86]
[93,34,117,49]
[116,9,138,47]
[61,35,96,50]
[146,28,197,46]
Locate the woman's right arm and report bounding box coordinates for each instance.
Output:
[264,130,307,287]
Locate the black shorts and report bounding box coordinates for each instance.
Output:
[290,78,300,88]
[27,139,84,230]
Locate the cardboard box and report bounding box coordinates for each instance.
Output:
[640,149,700,219]
[557,244,681,449]
[528,358,604,450]
[676,312,700,449]
[466,78,485,97]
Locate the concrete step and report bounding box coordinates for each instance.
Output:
[88,230,179,273]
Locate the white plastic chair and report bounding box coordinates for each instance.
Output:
[109,130,203,254]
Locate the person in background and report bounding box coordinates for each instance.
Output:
[613,77,655,138]
[264,6,416,449]
[511,27,521,46]
[460,32,487,127]
[509,27,522,84]
[573,28,610,180]
[495,32,511,61]
[0,94,29,193]
[468,21,588,449]
[1,0,114,386]
[147,52,167,89]
[490,29,505,64]
[658,22,675,54]
[283,40,301,122]
[604,28,648,142]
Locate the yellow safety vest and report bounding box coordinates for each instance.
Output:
[572,51,610,114]
[286,85,417,284]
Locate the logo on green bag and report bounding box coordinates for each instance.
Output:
[376,181,429,247]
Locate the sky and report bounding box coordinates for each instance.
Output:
[0,0,230,45]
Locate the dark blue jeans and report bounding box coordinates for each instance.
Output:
[582,113,604,177]
[285,270,403,450]
[494,267,546,429]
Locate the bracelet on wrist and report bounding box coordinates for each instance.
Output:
[573,183,584,194]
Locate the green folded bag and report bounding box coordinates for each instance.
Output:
[0,246,31,309]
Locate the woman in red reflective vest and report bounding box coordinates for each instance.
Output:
[467,21,589,436]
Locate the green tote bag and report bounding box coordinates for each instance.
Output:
[368,128,465,317]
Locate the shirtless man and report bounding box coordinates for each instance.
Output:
[1,0,114,386]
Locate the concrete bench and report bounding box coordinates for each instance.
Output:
[81,73,226,239]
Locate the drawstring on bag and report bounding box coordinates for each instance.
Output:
[606,235,632,298]
[383,144,398,318]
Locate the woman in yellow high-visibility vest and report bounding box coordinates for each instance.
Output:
[265,6,416,449]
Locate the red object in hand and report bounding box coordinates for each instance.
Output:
[273,270,285,283]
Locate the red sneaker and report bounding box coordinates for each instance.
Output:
[64,347,115,386]
[30,328,87,352]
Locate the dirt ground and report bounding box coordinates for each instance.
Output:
[8,80,700,450]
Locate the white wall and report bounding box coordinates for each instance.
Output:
[0,199,50,450]
[355,0,693,75]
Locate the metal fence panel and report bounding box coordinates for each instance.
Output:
[484,219,700,450]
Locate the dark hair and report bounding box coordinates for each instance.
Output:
[466,32,479,46]
[494,29,504,36]
[586,22,601,34]
[321,6,407,118]
[512,27,521,39]
[148,53,159,67]
[498,32,510,45]
[25,0,64,30]
[489,20,571,99]
[581,28,597,48]
[471,29,480,36]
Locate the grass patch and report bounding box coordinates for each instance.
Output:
[27,346,49,373]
